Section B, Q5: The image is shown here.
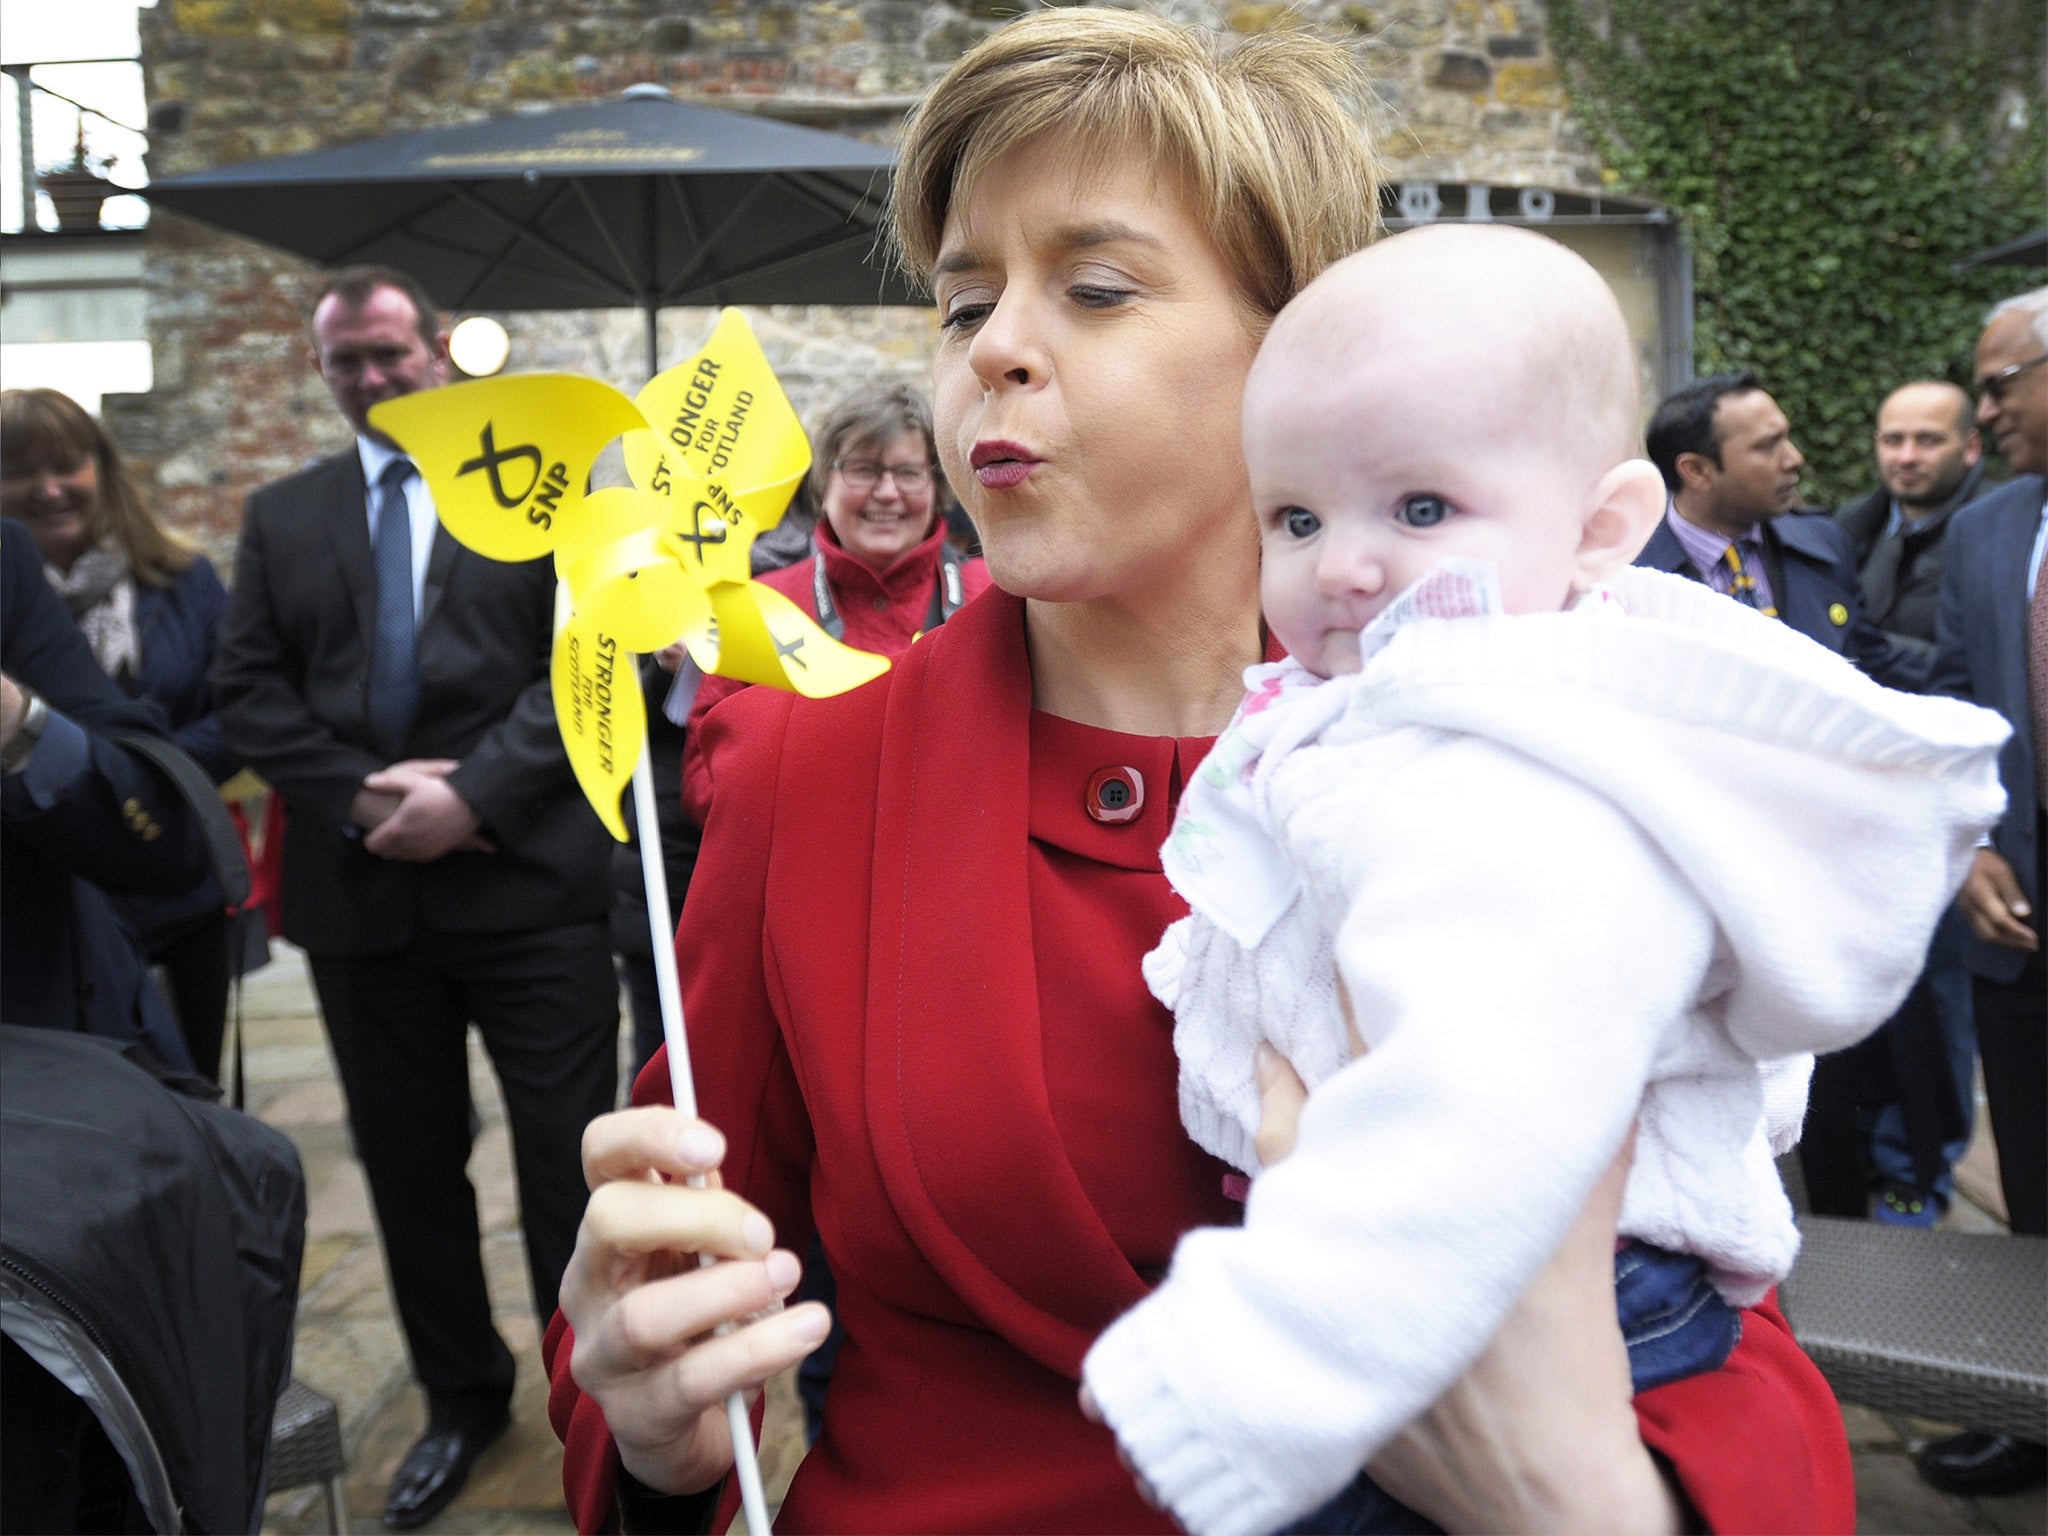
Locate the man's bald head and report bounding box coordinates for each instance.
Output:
[1874,380,1980,511]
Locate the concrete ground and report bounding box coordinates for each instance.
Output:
[245,943,2043,1535]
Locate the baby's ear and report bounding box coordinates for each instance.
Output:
[1573,459,1665,589]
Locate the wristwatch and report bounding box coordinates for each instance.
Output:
[1,690,51,774]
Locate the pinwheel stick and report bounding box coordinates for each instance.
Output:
[632,743,775,1535]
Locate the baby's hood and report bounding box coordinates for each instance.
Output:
[1347,566,2009,1061]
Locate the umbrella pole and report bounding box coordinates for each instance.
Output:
[644,303,660,380]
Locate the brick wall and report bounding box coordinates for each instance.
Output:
[117,0,1602,560]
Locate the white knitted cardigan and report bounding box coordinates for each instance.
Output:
[1081,566,2008,1536]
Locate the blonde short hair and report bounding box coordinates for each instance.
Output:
[891,9,1381,320]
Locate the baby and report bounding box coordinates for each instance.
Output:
[1080,225,2008,1536]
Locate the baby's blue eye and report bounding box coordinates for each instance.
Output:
[1397,494,1451,528]
[1282,507,1320,539]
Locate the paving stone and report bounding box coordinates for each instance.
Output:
[245,1041,343,1083]
[1955,1125,2008,1227]
[291,1315,408,1434]
[483,1230,538,1317]
[306,1241,400,1320]
[471,1121,522,1235]
[1978,1481,2048,1535]
[305,1158,376,1241]
[461,1319,571,1513]
[1851,1446,1981,1534]
[299,1234,354,1292]
[262,1079,347,1127]
[1842,1403,1903,1448]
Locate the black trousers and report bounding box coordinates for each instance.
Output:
[1799,953,1969,1216]
[151,907,232,1084]
[310,920,617,1420]
[1975,942,2046,1236]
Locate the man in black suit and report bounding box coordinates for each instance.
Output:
[1834,381,1992,1226]
[1916,286,2048,1498]
[211,266,616,1527]
[1837,381,1990,667]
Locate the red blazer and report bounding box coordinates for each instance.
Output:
[547,588,1854,1535]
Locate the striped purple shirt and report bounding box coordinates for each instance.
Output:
[1664,503,1777,613]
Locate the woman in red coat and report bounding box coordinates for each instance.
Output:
[546,13,1855,1533]
[679,383,991,828]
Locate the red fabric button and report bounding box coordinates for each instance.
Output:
[1085,766,1145,825]
[872,595,890,613]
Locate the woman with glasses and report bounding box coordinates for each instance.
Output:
[679,383,990,826]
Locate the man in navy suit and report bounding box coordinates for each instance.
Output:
[1916,286,2048,1498]
[1638,372,1921,689]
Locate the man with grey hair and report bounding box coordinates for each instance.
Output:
[1919,285,2048,1498]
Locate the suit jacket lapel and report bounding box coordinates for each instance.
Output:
[323,453,377,650]
[1989,493,2038,717]
[417,523,460,634]
[1636,520,1697,579]
[864,591,1151,1377]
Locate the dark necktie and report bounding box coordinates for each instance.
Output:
[1721,540,1777,619]
[367,457,420,755]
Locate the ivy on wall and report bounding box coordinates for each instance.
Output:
[1548,0,2046,505]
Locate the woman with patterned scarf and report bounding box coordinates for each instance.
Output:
[1,386,240,1077]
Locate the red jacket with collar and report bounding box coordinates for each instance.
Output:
[678,518,990,827]
[547,587,1853,1535]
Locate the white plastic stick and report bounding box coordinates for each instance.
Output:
[633,745,774,1535]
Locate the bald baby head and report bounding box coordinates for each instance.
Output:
[1260,224,1644,475]
[1245,225,1666,676]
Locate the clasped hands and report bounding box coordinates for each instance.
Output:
[351,758,494,861]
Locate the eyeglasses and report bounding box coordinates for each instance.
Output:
[1978,351,2048,404]
[833,458,932,492]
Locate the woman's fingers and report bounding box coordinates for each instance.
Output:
[588,1250,804,1375]
[594,1300,834,1495]
[668,1301,833,1406]
[581,1178,774,1266]
[583,1105,728,1189]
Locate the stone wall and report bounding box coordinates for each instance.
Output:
[119,0,1603,560]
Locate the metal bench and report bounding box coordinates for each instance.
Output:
[269,1378,348,1534]
[1779,1216,2048,1441]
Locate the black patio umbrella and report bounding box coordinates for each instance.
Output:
[146,85,923,376]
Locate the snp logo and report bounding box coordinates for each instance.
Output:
[459,423,571,529]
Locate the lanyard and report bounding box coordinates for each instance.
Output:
[812,542,966,642]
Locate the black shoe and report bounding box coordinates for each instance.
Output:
[1915,1432,2048,1497]
[382,1405,512,1529]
